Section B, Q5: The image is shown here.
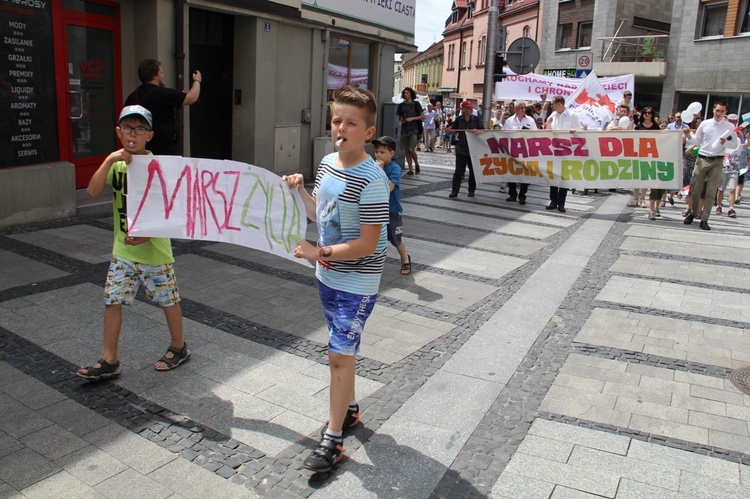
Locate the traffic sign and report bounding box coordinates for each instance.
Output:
[576,69,590,78]
[505,37,540,75]
[576,52,592,72]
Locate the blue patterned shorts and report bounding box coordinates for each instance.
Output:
[104,257,181,307]
[317,280,377,356]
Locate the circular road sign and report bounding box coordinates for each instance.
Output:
[505,37,540,75]
[576,54,592,70]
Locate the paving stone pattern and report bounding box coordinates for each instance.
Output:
[1,152,750,498]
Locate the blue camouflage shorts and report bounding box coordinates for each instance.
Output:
[104,256,181,307]
[317,280,377,356]
[387,212,403,248]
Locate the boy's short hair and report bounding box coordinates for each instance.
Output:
[119,105,153,128]
[138,59,161,83]
[332,85,377,127]
[371,136,396,151]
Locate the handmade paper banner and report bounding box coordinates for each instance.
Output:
[495,73,634,103]
[126,156,311,267]
[466,130,683,189]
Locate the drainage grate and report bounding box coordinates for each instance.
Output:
[729,367,750,396]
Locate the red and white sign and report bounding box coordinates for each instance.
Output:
[576,53,592,71]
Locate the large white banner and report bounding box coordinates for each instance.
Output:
[302,0,416,35]
[126,156,311,267]
[466,130,682,189]
[496,73,634,103]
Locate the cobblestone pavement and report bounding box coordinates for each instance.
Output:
[2,147,750,498]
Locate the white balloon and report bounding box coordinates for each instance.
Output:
[618,116,631,129]
[724,133,741,153]
[686,101,702,113]
[681,111,694,124]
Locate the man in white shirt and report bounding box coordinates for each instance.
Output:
[684,100,736,230]
[502,100,537,205]
[434,101,445,146]
[546,96,584,213]
[490,108,505,128]
[423,104,439,152]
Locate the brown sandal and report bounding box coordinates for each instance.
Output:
[76,359,120,381]
[155,343,191,371]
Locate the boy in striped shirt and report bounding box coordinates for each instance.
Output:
[283,86,389,473]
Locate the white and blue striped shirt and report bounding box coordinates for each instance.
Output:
[312,153,390,295]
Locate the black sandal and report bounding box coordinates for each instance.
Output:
[303,438,344,472]
[155,343,191,371]
[401,255,411,275]
[76,359,120,381]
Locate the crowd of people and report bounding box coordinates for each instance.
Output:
[405,92,749,230]
[77,61,748,477]
[603,98,748,229]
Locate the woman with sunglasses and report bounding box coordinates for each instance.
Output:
[636,108,664,219]
[636,107,661,131]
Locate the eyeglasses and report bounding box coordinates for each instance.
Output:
[643,111,653,114]
[624,94,632,97]
[120,125,151,135]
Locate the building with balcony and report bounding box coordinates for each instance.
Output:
[661,0,750,119]
[539,0,750,118]
[440,0,542,111]
[539,0,672,112]
[441,0,479,109]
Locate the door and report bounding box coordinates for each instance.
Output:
[189,9,233,160]
[54,1,121,188]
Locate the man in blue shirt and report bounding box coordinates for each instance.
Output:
[666,112,689,130]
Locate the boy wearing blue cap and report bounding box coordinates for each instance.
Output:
[77,105,189,381]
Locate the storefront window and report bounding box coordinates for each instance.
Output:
[326,36,372,131]
[327,37,371,90]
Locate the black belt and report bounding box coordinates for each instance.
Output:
[699,155,723,161]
